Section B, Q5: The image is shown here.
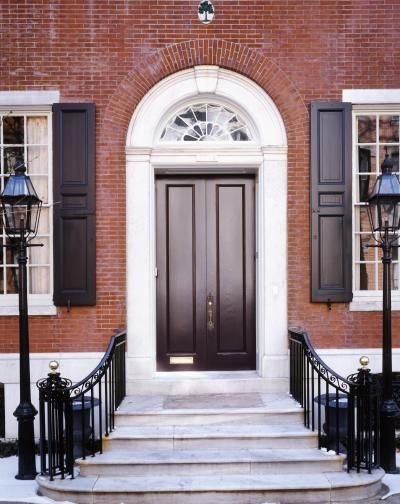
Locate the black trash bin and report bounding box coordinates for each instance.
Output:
[314,393,348,450]
[71,397,100,458]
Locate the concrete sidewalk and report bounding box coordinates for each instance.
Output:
[1,455,400,503]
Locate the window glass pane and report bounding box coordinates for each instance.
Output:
[358,207,371,232]
[37,208,49,235]
[5,246,17,266]
[6,267,18,293]
[27,116,47,145]
[29,237,49,264]
[0,113,50,300]
[378,146,399,172]
[378,263,399,290]
[358,174,376,202]
[358,146,376,173]
[29,267,49,294]
[3,116,24,144]
[29,175,47,203]
[379,115,399,143]
[27,146,48,175]
[0,267,4,294]
[161,103,252,142]
[357,236,374,261]
[358,263,376,290]
[358,115,376,143]
[3,147,24,174]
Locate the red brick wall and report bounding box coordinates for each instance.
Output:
[1,0,400,353]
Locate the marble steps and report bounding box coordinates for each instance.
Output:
[103,423,318,451]
[77,447,345,477]
[36,392,385,503]
[37,469,385,504]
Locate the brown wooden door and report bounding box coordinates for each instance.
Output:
[156,176,255,371]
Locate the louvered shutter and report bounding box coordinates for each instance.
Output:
[53,103,96,306]
[311,102,352,302]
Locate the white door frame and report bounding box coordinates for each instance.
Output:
[125,66,288,381]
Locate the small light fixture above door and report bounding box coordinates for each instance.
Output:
[198,1,215,24]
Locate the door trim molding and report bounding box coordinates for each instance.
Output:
[126,66,288,382]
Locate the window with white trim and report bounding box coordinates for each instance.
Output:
[0,111,53,312]
[353,108,400,303]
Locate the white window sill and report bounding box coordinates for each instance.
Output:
[0,295,57,316]
[0,305,57,316]
[350,294,400,311]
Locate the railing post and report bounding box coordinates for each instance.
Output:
[348,356,375,473]
[36,360,72,479]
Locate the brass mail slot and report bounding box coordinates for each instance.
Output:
[170,356,194,365]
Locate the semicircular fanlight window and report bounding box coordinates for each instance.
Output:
[160,103,252,142]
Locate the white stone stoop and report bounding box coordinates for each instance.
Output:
[36,389,385,504]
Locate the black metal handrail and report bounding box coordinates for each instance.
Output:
[36,330,126,480]
[289,327,379,473]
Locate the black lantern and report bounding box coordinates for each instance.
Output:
[366,153,400,474]
[0,164,42,239]
[367,154,400,238]
[0,162,42,480]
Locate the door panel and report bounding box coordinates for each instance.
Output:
[156,176,255,371]
[206,179,256,369]
[156,179,207,370]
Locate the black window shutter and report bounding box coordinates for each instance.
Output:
[311,102,352,303]
[53,103,96,306]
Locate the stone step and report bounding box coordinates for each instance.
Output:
[115,392,303,426]
[103,423,318,451]
[77,448,345,477]
[37,469,385,504]
[126,371,287,396]
[115,408,303,426]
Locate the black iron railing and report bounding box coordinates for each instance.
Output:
[289,328,379,473]
[36,330,126,480]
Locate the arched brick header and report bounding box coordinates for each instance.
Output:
[100,39,308,151]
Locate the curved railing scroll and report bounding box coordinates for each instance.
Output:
[289,328,379,473]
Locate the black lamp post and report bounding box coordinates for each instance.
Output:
[367,153,400,473]
[0,163,42,480]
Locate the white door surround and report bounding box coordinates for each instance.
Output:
[126,66,288,382]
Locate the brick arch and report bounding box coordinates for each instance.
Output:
[100,39,308,151]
